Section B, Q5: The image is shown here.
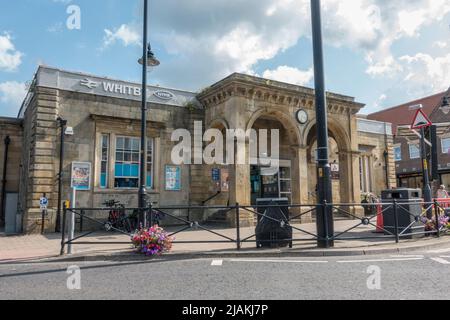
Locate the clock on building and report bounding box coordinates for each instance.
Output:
[295,109,308,125]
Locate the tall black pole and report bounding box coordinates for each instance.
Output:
[1,136,11,226]
[420,127,432,218]
[55,118,67,233]
[138,0,149,227]
[310,0,334,248]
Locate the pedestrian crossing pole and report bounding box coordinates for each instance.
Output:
[420,127,433,219]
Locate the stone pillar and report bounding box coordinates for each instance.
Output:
[23,87,59,233]
[228,139,253,227]
[350,151,364,218]
[292,146,312,222]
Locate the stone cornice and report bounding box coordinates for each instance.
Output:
[197,73,364,115]
[90,114,166,129]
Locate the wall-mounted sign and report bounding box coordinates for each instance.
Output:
[331,163,340,180]
[39,197,48,211]
[221,169,230,192]
[165,165,181,191]
[154,90,175,101]
[71,162,92,191]
[212,168,221,182]
[78,78,175,101]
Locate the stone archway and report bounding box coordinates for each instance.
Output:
[304,119,353,205]
[245,109,303,209]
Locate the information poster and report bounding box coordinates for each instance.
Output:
[71,162,91,190]
[331,163,340,180]
[221,169,229,192]
[165,165,181,191]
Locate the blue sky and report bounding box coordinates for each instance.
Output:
[0,0,449,118]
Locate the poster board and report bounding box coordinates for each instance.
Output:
[165,165,181,191]
[71,162,91,191]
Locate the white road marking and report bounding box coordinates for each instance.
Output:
[427,248,450,254]
[229,259,328,264]
[211,260,223,266]
[337,257,424,264]
[430,257,450,265]
[390,255,424,258]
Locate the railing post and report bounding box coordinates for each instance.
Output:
[60,202,67,256]
[149,202,153,228]
[80,209,84,233]
[434,200,440,238]
[393,199,399,243]
[149,203,154,228]
[67,206,75,255]
[236,203,241,251]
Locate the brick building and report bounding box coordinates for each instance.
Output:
[368,89,450,191]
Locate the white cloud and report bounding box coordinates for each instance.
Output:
[433,41,448,49]
[398,52,450,95]
[145,0,450,89]
[102,24,140,49]
[0,32,23,72]
[262,66,313,86]
[0,81,27,117]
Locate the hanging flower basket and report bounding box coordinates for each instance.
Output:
[131,226,174,256]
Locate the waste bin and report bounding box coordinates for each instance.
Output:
[381,188,423,239]
[255,198,292,248]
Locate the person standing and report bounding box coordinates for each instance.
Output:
[437,185,449,199]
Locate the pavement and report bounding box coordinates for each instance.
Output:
[1,219,448,263]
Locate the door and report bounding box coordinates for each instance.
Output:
[5,193,18,235]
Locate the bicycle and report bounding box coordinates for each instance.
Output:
[103,200,133,233]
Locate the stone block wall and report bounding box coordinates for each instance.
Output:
[0,117,23,228]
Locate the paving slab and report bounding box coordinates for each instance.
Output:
[0,219,448,263]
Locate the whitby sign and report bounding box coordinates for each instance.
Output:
[79,77,175,101]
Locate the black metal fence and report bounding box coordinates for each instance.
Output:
[60,200,449,255]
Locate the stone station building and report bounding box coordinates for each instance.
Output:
[0,66,396,234]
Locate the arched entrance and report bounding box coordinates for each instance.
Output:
[246,110,301,206]
[305,121,352,205]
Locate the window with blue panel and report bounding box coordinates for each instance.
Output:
[114,136,140,189]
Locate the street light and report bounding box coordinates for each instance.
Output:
[310,0,334,248]
[138,44,160,67]
[55,116,68,233]
[138,0,159,228]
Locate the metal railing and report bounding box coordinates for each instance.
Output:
[60,200,449,255]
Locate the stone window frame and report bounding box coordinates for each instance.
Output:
[393,144,402,162]
[93,120,161,193]
[408,142,420,160]
[441,137,450,155]
[114,135,141,189]
[358,145,375,194]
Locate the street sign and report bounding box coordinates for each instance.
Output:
[411,109,432,129]
[39,197,48,210]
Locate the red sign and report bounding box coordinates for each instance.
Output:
[411,109,432,129]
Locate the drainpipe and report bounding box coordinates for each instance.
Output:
[1,136,11,224]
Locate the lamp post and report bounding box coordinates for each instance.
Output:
[310,0,334,248]
[138,0,160,228]
[55,117,67,233]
